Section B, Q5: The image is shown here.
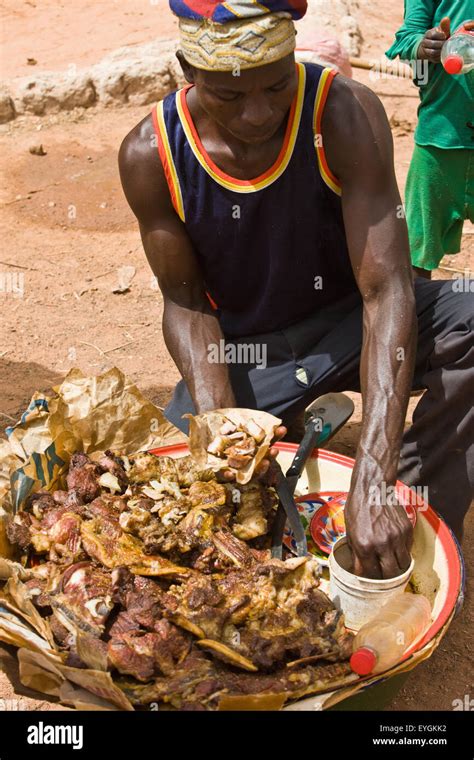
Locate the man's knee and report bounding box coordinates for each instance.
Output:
[448,284,474,330]
[436,279,473,327]
[417,281,474,369]
[441,289,474,369]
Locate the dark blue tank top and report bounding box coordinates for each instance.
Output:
[153,62,358,338]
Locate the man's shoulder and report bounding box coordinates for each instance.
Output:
[322,74,394,185]
[118,110,174,220]
[119,112,157,170]
[325,73,387,133]
[119,111,168,196]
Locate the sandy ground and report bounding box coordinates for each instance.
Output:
[0,0,179,79]
[0,1,472,712]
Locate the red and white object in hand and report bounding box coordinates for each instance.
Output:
[441,20,474,74]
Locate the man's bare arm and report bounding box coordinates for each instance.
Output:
[118,115,236,413]
[324,77,415,579]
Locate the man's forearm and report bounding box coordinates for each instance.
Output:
[162,298,236,413]
[349,284,417,502]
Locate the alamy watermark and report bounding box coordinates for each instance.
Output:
[207,339,267,369]
[452,694,474,711]
[0,698,28,710]
[0,271,24,298]
[27,721,83,750]
[368,482,429,510]
[369,58,429,86]
[451,271,473,293]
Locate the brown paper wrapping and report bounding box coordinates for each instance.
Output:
[0,442,18,559]
[58,663,134,711]
[2,574,56,646]
[16,649,134,710]
[2,367,186,517]
[186,408,281,484]
[17,648,65,697]
[0,557,31,581]
[0,610,59,657]
[48,368,183,456]
[58,681,124,711]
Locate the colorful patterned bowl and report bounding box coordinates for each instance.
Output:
[309,492,347,554]
[310,491,418,555]
[282,494,330,566]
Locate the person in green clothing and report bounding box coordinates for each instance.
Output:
[386,3,474,278]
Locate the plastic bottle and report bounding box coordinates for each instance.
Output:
[350,594,431,676]
[441,20,474,74]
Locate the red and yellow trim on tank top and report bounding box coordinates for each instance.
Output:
[313,67,342,197]
[175,61,306,194]
[152,101,186,222]
[151,105,217,309]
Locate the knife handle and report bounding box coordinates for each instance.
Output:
[285,418,329,483]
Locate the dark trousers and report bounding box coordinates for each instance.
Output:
[165,279,474,535]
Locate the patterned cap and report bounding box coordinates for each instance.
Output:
[170,1,307,70]
[169,1,307,23]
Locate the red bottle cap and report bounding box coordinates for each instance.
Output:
[443,54,463,74]
[350,647,377,675]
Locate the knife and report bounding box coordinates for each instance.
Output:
[271,393,355,558]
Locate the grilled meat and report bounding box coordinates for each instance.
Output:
[5,513,33,552]
[205,419,265,471]
[7,506,85,561]
[232,482,277,540]
[187,481,226,509]
[85,494,128,520]
[127,453,180,485]
[80,517,190,578]
[66,452,103,503]
[173,457,215,488]
[108,621,191,681]
[48,561,115,637]
[98,450,128,489]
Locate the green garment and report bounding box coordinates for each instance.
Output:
[405,144,474,268]
[386,0,474,149]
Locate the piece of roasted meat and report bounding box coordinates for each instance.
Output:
[206,419,265,470]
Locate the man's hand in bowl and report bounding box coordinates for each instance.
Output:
[345,491,414,579]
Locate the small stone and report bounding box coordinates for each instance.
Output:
[0,88,15,124]
[29,144,46,156]
[48,201,56,207]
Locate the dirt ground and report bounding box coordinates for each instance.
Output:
[0,0,472,712]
